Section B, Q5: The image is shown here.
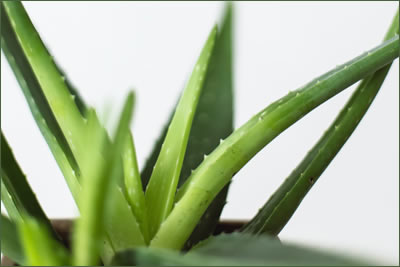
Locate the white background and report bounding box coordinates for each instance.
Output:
[1,1,398,264]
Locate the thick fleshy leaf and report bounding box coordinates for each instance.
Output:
[140,113,172,190]
[18,216,69,266]
[1,133,54,233]
[111,233,369,266]
[1,1,87,173]
[52,58,87,117]
[1,179,21,222]
[0,214,25,265]
[242,9,400,236]
[123,131,149,243]
[150,35,399,249]
[1,1,81,201]
[73,93,145,265]
[145,26,217,239]
[179,3,234,249]
[1,2,144,262]
[190,233,369,265]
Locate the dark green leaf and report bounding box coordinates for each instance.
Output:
[190,233,370,265]
[141,4,234,247]
[1,132,56,237]
[242,8,400,236]
[112,233,370,266]
[180,3,234,249]
[0,214,25,265]
[140,115,170,190]
[151,35,399,249]
[145,26,217,238]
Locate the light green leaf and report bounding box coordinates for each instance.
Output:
[1,2,144,261]
[1,180,20,222]
[1,1,87,171]
[178,3,234,249]
[73,93,145,265]
[243,9,400,236]
[18,216,69,266]
[1,1,81,202]
[145,25,218,239]
[52,58,88,117]
[123,131,149,243]
[151,35,399,249]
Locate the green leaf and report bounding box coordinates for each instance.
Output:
[1,179,21,222]
[140,105,172,188]
[111,247,230,266]
[18,216,69,266]
[0,214,25,265]
[111,233,369,266]
[1,2,142,261]
[242,8,399,237]
[150,35,400,249]
[1,1,87,172]
[123,131,149,243]
[73,93,145,265]
[141,4,233,247]
[145,25,218,239]
[1,1,82,202]
[52,58,88,117]
[178,3,234,249]
[1,133,54,233]
[190,233,369,265]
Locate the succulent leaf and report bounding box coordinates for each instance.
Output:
[1,1,87,169]
[242,8,400,236]
[1,180,21,222]
[141,5,234,247]
[112,233,368,266]
[1,2,145,261]
[151,35,399,249]
[178,3,234,249]
[1,132,56,238]
[18,216,70,266]
[145,25,218,239]
[123,131,149,243]
[1,2,81,201]
[0,214,25,265]
[72,93,145,265]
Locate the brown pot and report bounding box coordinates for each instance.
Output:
[1,219,246,266]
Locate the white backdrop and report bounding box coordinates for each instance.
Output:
[1,1,398,264]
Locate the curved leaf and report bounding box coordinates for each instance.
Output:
[242,9,400,236]
[151,35,399,249]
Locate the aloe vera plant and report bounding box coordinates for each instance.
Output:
[1,2,398,266]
